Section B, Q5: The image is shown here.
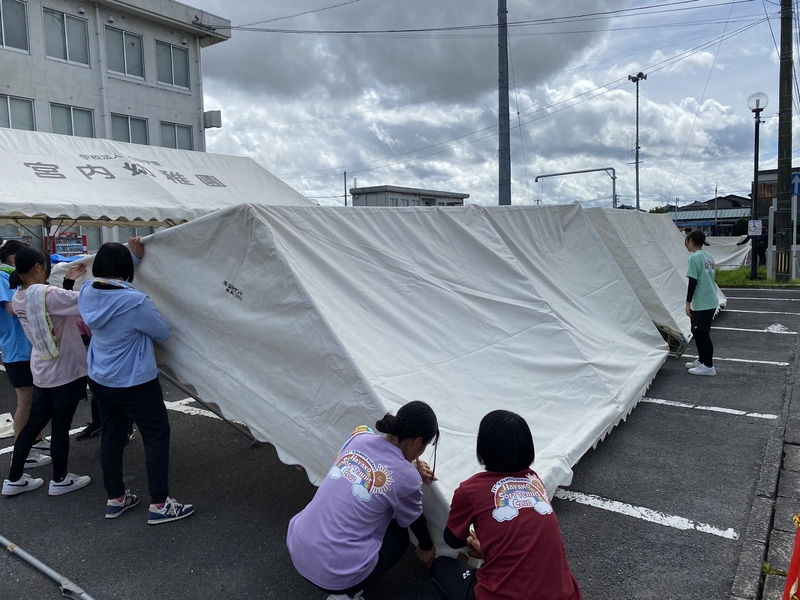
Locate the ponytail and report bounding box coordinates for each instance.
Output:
[375,400,439,445]
[7,270,21,289]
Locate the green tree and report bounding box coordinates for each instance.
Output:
[733,217,748,235]
[649,205,670,213]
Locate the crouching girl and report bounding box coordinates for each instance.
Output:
[431,410,582,600]
[287,401,439,600]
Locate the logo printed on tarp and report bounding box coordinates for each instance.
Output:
[328,449,393,502]
[491,474,552,522]
[223,280,243,301]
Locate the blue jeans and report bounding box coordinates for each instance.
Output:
[90,377,170,504]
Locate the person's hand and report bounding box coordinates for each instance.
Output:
[467,529,482,560]
[128,236,144,259]
[64,263,86,280]
[415,545,436,567]
[414,459,438,484]
[685,302,692,318]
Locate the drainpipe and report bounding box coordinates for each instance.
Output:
[94,3,111,138]
[196,35,206,152]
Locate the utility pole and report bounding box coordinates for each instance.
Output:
[344,171,348,206]
[498,0,511,205]
[628,72,647,210]
[714,182,718,235]
[776,0,793,281]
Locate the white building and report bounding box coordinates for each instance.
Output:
[0,0,229,151]
[350,185,469,207]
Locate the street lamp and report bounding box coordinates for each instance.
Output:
[628,71,646,210]
[747,92,768,280]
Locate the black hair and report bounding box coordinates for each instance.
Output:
[0,240,27,264]
[8,246,49,289]
[476,410,535,473]
[92,242,134,283]
[686,229,707,247]
[375,400,439,445]
[684,227,693,233]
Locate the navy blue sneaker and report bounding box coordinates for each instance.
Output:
[106,491,140,519]
[147,497,195,525]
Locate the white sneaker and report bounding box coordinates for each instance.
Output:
[685,359,701,369]
[327,594,365,600]
[49,473,91,496]
[688,364,716,377]
[31,438,51,456]
[23,450,52,468]
[2,473,44,496]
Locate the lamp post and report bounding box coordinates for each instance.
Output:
[748,92,768,280]
[628,71,646,210]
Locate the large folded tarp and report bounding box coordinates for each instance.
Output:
[706,235,750,269]
[83,202,664,548]
[638,212,728,309]
[0,128,311,227]
[585,208,691,354]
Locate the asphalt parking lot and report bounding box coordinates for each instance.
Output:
[1,287,798,600]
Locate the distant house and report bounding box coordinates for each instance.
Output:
[670,194,751,235]
[350,185,469,207]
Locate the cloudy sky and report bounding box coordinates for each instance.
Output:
[188,0,791,210]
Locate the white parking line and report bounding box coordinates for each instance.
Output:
[683,354,790,366]
[553,489,739,540]
[725,297,800,302]
[724,309,800,316]
[642,397,779,420]
[712,326,796,335]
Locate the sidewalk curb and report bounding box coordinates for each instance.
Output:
[731,346,798,599]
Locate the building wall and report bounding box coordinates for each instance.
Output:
[352,191,464,207]
[1,0,208,150]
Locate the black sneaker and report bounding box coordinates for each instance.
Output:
[76,423,102,441]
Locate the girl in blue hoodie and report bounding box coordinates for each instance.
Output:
[79,238,194,525]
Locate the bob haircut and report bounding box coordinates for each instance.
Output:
[476,410,535,473]
[93,242,135,283]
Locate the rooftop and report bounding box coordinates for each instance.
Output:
[350,185,469,199]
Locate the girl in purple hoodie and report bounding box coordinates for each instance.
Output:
[78,238,194,525]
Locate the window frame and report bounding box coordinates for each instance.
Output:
[105,25,144,79]
[42,6,89,66]
[155,40,189,89]
[111,113,148,145]
[0,94,35,130]
[159,121,192,150]
[0,0,30,53]
[50,102,94,137]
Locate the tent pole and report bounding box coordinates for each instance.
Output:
[157,368,255,442]
[0,533,96,600]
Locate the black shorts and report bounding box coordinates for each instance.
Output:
[34,376,88,408]
[4,361,33,389]
[691,308,715,333]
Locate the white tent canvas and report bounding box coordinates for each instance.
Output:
[639,212,728,309]
[589,209,692,350]
[706,235,749,269]
[82,203,666,547]
[0,128,312,227]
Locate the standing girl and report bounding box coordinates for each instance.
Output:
[287,401,439,600]
[2,247,91,496]
[79,238,193,524]
[684,229,718,377]
[430,410,582,600]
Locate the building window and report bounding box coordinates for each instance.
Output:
[111,114,147,145]
[400,199,409,207]
[105,26,143,78]
[43,8,88,65]
[155,41,189,88]
[389,198,399,207]
[0,0,29,51]
[160,122,192,150]
[50,103,93,137]
[0,94,34,130]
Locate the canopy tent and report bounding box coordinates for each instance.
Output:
[638,211,728,310]
[57,203,667,549]
[585,208,691,354]
[706,235,750,269]
[0,128,312,228]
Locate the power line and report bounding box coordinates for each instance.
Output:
[233,0,361,28]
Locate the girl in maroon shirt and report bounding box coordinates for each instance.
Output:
[431,410,582,600]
